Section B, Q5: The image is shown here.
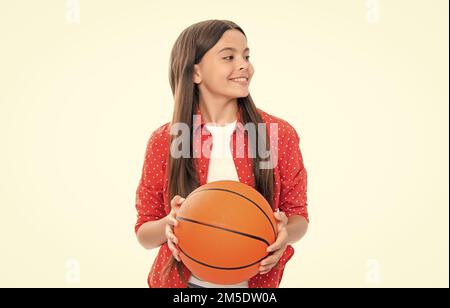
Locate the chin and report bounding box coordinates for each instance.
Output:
[229,89,250,98]
[236,93,249,98]
[220,86,250,99]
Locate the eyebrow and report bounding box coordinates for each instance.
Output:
[218,47,250,54]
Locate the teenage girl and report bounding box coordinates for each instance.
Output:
[135,19,309,288]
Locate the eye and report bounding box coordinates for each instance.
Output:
[223,55,251,61]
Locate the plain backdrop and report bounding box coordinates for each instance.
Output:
[0,0,448,287]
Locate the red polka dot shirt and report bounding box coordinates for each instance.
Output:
[135,104,309,288]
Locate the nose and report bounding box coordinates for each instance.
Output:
[238,56,249,71]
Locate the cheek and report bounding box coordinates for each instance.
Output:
[208,66,231,84]
[248,64,255,78]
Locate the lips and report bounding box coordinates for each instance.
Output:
[229,76,249,85]
[230,76,248,80]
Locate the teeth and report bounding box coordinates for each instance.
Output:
[231,78,247,81]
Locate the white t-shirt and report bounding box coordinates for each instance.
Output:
[188,119,249,288]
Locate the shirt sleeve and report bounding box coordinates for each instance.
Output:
[134,129,167,234]
[278,123,309,222]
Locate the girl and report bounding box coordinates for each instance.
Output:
[135,19,309,288]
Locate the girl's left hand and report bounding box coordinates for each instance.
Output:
[259,211,289,275]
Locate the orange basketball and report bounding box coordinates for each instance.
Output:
[174,180,278,285]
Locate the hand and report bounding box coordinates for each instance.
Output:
[165,195,185,262]
[259,211,289,275]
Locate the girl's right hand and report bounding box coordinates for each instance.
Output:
[165,195,185,262]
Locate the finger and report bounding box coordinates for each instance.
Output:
[166,229,178,245]
[266,231,287,252]
[267,243,286,253]
[274,211,288,224]
[167,216,178,227]
[266,242,281,253]
[165,223,172,236]
[259,264,276,272]
[260,264,276,274]
[166,226,178,242]
[267,235,287,252]
[167,238,177,252]
[170,195,181,208]
[259,265,275,275]
[174,251,181,262]
[274,211,287,223]
[167,241,181,262]
[170,234,178,245]
[171,196,185,209]
[260,256,278,266]
[165,224,177,241]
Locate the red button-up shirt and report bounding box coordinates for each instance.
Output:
[135,104,308,288]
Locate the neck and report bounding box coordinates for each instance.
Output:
[198,96,238,126]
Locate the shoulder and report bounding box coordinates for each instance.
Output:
[144,122,171,161]
[256,107,300,141]
[143,122,171,168]
[148,122,171,146]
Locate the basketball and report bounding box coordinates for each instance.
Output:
[173,180,278,285]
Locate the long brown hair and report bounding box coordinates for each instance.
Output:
[161,19,274,285]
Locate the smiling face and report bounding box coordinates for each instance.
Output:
[193,29,254,99]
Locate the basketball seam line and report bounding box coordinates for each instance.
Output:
[176,216,270,246]
[188,187,277,237]
[177,245,270,271]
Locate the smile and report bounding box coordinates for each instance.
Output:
[229,77,248,85]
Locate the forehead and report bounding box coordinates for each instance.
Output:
[213,29,248,51]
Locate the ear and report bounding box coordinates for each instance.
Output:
[193,64,202,84]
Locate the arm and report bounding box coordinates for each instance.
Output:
[286,214,308,246]
[136,216,169,250]
[278,122,309,221]
[134,126,169,249]
[137,196,186,251]
[259,213,309,275]
[259,123,309,274]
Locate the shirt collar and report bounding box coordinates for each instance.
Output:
[193,103,245,135]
